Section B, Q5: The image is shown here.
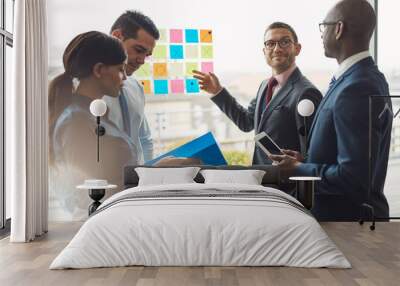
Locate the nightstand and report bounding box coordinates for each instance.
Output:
[77,180,117,216]
[289,176,321,210]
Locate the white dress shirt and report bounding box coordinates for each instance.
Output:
[334,51,371,80]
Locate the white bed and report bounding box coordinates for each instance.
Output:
[50,183,351,269]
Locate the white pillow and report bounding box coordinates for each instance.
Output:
[135,167,201,186]
[200,169,266,185]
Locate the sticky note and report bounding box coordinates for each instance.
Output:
[170,45,184,59]
[171,79,184,93]
[185,45,199,59]
[185,62,199,77]
[158,29,167,42]
[169,62,184,77]
[186,79,200,93]
[152,45,167,59]
[135,63,151,77]
[185,29,199,43]
[201,62,214,73]
[200,30,213,43]
[153,63,168,78]
[154,80,168,95]
[170,29,183,43]
[140,80,152,94]
[201,45,213,58]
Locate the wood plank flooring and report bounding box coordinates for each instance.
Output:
[0,222,399,286]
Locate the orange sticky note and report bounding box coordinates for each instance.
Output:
[140,80,152,94]
[200,30,213,43]
[153,63,168,78]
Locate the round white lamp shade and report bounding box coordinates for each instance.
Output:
[90,99,107,117]
[297,99,315,117]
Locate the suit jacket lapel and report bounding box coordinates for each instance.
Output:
[257,68,300,132]
[255,80,268,129]
[307,76,344,142]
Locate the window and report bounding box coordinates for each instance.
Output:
[0,0,14,232]
[5,0,13,33]
[378,0,400,217]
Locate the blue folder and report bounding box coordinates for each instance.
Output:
[145,132,227,166]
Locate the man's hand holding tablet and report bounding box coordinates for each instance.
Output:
[255,132,304,170]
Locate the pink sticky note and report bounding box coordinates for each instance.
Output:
[201,62,214,73]
[170,29,183,43]
[171,79,184,93]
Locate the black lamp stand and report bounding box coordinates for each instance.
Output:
[95,116,105,162]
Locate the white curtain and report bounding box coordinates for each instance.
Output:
[7,0,49,242]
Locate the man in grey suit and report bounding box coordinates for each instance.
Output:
[269,0,391,221]
[194,22,322,165]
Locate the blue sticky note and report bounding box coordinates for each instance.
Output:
[185,29,199,43]
[146,132,227,166]
[154,80,168,95]
[169,45,184,59]
[186,79,200,93]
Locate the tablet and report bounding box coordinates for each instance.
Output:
[254,132,283,156]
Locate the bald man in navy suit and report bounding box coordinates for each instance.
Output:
[269,0,392,221]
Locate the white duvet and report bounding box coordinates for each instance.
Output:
[50,183,351,269]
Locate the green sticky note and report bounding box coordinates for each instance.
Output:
[201,45,213,59]
[153,45,167,59]
[185,62,199,77]
[135,63,151,77]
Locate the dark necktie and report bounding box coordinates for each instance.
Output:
[328,76,336,89]
[118,90,131,137]
[265,77,278,106]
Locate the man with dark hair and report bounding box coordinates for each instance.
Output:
[103,10,159,163]
[194,22,322,165]
[269,0,392,221]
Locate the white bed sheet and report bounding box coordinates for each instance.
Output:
[50,183,351,269]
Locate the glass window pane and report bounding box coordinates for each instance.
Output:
[5,43,12,219]
[378,0,399,94]
[378,0,400,217]
[0,0,3,29]
[5,0,14,33]
[0,38,3,227]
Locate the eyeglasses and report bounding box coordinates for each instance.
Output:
[264,38,293,50]
[318,21,339,33]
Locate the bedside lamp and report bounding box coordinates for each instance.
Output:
[297,99,315,153]
[90,99,107,162]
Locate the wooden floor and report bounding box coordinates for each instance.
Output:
[0,222,399,286]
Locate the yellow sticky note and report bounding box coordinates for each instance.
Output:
[201,45,213,59]
[153,45,167,59]
[185,62,199,76]
[140,80,152,94]
[135,63,151,77]
[153,63,168,78]
[200,30,213,43]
